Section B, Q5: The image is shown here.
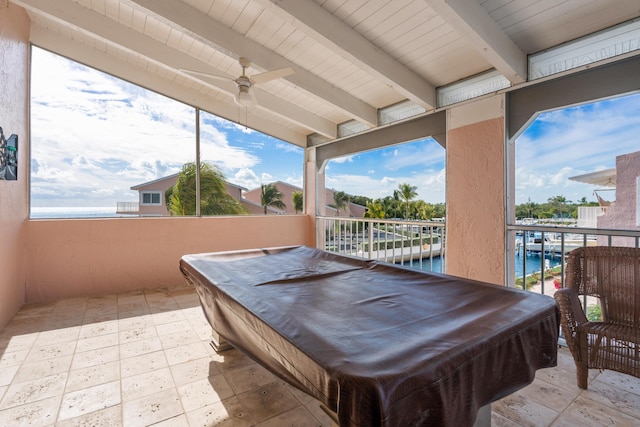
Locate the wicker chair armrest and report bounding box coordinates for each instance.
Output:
[554,288,588,355]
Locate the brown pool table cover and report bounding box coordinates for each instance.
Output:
[180,246,559,426]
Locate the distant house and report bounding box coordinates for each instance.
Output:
[242,181,366,217]
[118,177,366,217]
[117,174,248,217]
[117,173,178,216]
[570,150,640,246]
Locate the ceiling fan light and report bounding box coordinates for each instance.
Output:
[235,86,257,107]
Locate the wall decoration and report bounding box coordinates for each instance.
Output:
[0,127,18,180]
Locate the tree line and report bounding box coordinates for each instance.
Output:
[515,195,598,219]
[166,163,598,220]
[331,183,446,220]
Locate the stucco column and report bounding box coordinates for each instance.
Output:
[0,3,30,328]
[445,95,507,285]
[305,146,327,247]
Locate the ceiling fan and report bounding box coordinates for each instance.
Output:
[182,57,294,107]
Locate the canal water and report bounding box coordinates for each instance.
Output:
[402,252,562,278]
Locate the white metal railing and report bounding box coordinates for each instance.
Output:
[116,202,139,213]
[508,224,640,296]
[316,217,640,297]
[316,216,446,273]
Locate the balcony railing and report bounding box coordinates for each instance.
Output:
[116,201,139,213]
[316,216,446,273]
[508,224,640,295]
[317,217,640,296]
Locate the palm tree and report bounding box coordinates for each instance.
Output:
[166,162,247,216]
[332,191,350,216]
[292,191,303,213]
[364,200,386,219]
[397,183,418,219]
[547,195,571,218]
[260,183,286,214]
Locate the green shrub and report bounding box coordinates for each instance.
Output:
[586,305,602,321]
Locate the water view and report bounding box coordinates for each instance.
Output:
[403,252,562,278]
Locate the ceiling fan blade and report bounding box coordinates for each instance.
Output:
[180,68,231,82]
[251,67,295,84]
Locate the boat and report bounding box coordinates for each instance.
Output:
[516,232,596,257]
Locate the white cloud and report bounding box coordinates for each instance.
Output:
[30,47,274,206]
[331,155,354,163]
[232,167,261,190]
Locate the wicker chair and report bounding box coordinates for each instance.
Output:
[554,246,640,389]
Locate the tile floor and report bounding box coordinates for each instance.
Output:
[1,286,640,426]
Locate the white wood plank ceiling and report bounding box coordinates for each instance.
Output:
[11,0,640,147]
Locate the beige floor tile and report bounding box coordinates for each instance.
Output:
[301,399,336,427]
[58,380,121,421]
[119,336,163,360]
[0,349,30,370]
[78,320,119,339]
[119,326,158,344]
[118,314,154,332]
[0,333,38,353]
[118,303,151,318]
[595,369,640,395]
[224,363,278,395]
[254,405,325,427]
[164,341,209,366]
[177,375,235,412]
[513,377,578,413]
[491,410,523,427]
[86,294,118,308]
[75,332,119,353]
[83,311,119,325]
[13,301,57,318]
[0,372,67,410]
[584,378,640,419]
[492,390,560,427]
[54,297,88,309]
[121,367,176,401]
[55,402,122,427]
[155,320,192,336]
[170,357,221,387]
[117,290,146,305]
[122,388,184,427]
[65,360,120,393]
[2,315,49,335]
[236,381,300,425]
[12,354,73,384]
[559,394,640,426]
[25,342,76,364]
[34,326,81,346]
[211,348,258,373]
[185,396,253,427]
[0,395,61,427]
[121,349,168,378]
[159,330,200,350]
[153,413,190,426]
[0,364,19,387]
[151,309,186,326]
[70,345,119,371]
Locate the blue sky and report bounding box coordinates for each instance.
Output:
[30,47,639,208]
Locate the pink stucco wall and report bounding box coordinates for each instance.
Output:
[25,215,313,302]
[446,117,506,285]
[0,4,29,329]
[597,150,640,246]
